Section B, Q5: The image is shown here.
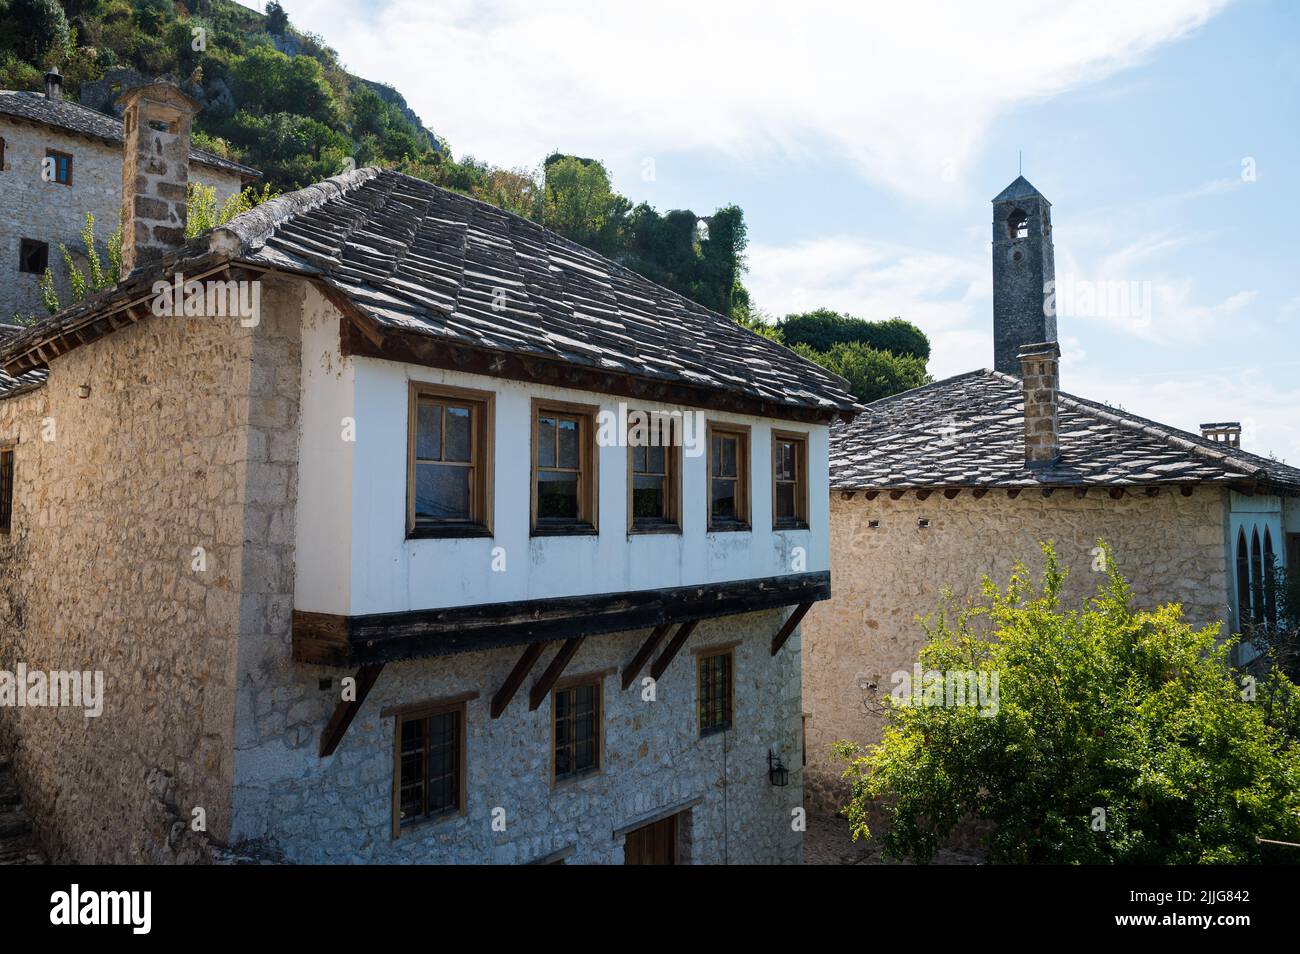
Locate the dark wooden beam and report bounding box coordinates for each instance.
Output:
[915,489,932,500]
[294,571,832,668]
[1073,488,1088,498]
[1180,485,1195,497]
[1108,487,1125,499]
[621,624,671,690]
[1007,489,1021,499]
[864,490,880,500]
[972,488,988,499]
[319,663,384,757]
[770,602,814,656]
[528,637,585,710]
[943,488,961,499]
[839,491,856,500]
[491,642,549,719]
[889,490,905,500]
[1041,487,1054,497]
[649,621,699,682]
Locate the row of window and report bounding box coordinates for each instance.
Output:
[407,383,810,538]
[0,139,73,184]
[1236,525,1279,629]
[394,646,734,835]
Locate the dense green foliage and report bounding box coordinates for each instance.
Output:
[836,544,1300,864]
[779,308,930,361]
[790,340,930,404]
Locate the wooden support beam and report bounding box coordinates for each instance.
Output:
[319,663,385,757]
[529,637,585,710]
[649,620,699,682]
[840,491,856,500]
[621,624,671,690]
[972,488,988,499]
[889,490,905,500]
[864,490,880,501]
[1007,489,1021,499]
[491,641,549,718]
[770,602,814,656]
[915,489,932,501]
[1180,485,1195,497]
[943,488,961,499]
[1108,487,1125,500]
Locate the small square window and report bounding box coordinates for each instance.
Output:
[707,422,750,531]
[554,681,601,781]
[698,649,734,736]
[45,149,72,185]
[18,239,48,275]
[533,399,598,534]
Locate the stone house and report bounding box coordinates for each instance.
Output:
[0,70,259,320]
[801,176,1300,812]
[0,82,860,864]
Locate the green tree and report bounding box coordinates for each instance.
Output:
[791,340,929,403]
[265,0,289,36]
[0,0,71,63]
[230,45,336,125]
[837,543,1300,864]
[779,308,930,361]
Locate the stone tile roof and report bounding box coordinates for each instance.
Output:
[0,90,260,180]
[0,167,860,417]
[830,369,1300,494]
[0,326,46,399]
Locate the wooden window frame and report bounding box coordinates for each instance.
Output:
[45,149,72,186]
[626,410,682,534]
[706,421,751,532]
[0,443,14,535]
[386,692,475,838]
[551,670,607,786]
[406,381,494,539]
[531,397,599,536]
[696,646,735,737]
[771,429,810,531]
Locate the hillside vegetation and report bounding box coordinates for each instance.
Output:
[1,0,931,400]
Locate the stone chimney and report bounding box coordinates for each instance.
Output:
[44,68,63,102]
[1019,341,1060,467]
[118,80,200,275]
[1200,422,1241,448]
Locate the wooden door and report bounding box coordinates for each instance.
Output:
[623,813,677,865]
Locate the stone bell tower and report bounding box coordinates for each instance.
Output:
[992,175,1056,376]
[118,80,200,275]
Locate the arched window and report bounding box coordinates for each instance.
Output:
[1263,528,1276,626]
[1250,528,1264,628]
[1236,528,1252,629]
[1007,208,1029,239]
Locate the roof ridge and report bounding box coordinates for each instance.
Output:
[856,368,994,412]
[208,166,383,257]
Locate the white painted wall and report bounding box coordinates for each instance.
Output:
[293,303,831,616]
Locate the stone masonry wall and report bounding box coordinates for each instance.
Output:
[230,608,805,864]
[0,275,299,863]
[802,488,1230,813]
[0,116,244,319]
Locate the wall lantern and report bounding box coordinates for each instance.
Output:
[767,749,788,787]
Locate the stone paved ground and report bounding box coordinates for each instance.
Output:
[0,755,46,864]
[803,813,983,865]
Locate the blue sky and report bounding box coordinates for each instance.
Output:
[272,0,1298,462]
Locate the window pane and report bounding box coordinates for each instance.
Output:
[632,445,647,473]
[776,482,795,520]
[776,441,795,480]
[537,416,557,468]
[538,471,579,519]
[427,711,458,815]
[720,436,737,477]
[557,418,579,469]
[444,406,471,462]
[633,475,665,521]
[711,435,722,477]
[646,445,666,475]
[399,717,425,823]
[416,401,442,460]
[712,478,737,520]
[416,463,470,520]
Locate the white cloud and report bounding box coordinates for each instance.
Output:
[279,0,1228,198]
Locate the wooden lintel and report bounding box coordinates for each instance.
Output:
[649,620,699,682]
[528,637,585,710]
[319,663,385,757]
[770,602,814,656]
[491,641,549,719]
[621,624,671,690]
